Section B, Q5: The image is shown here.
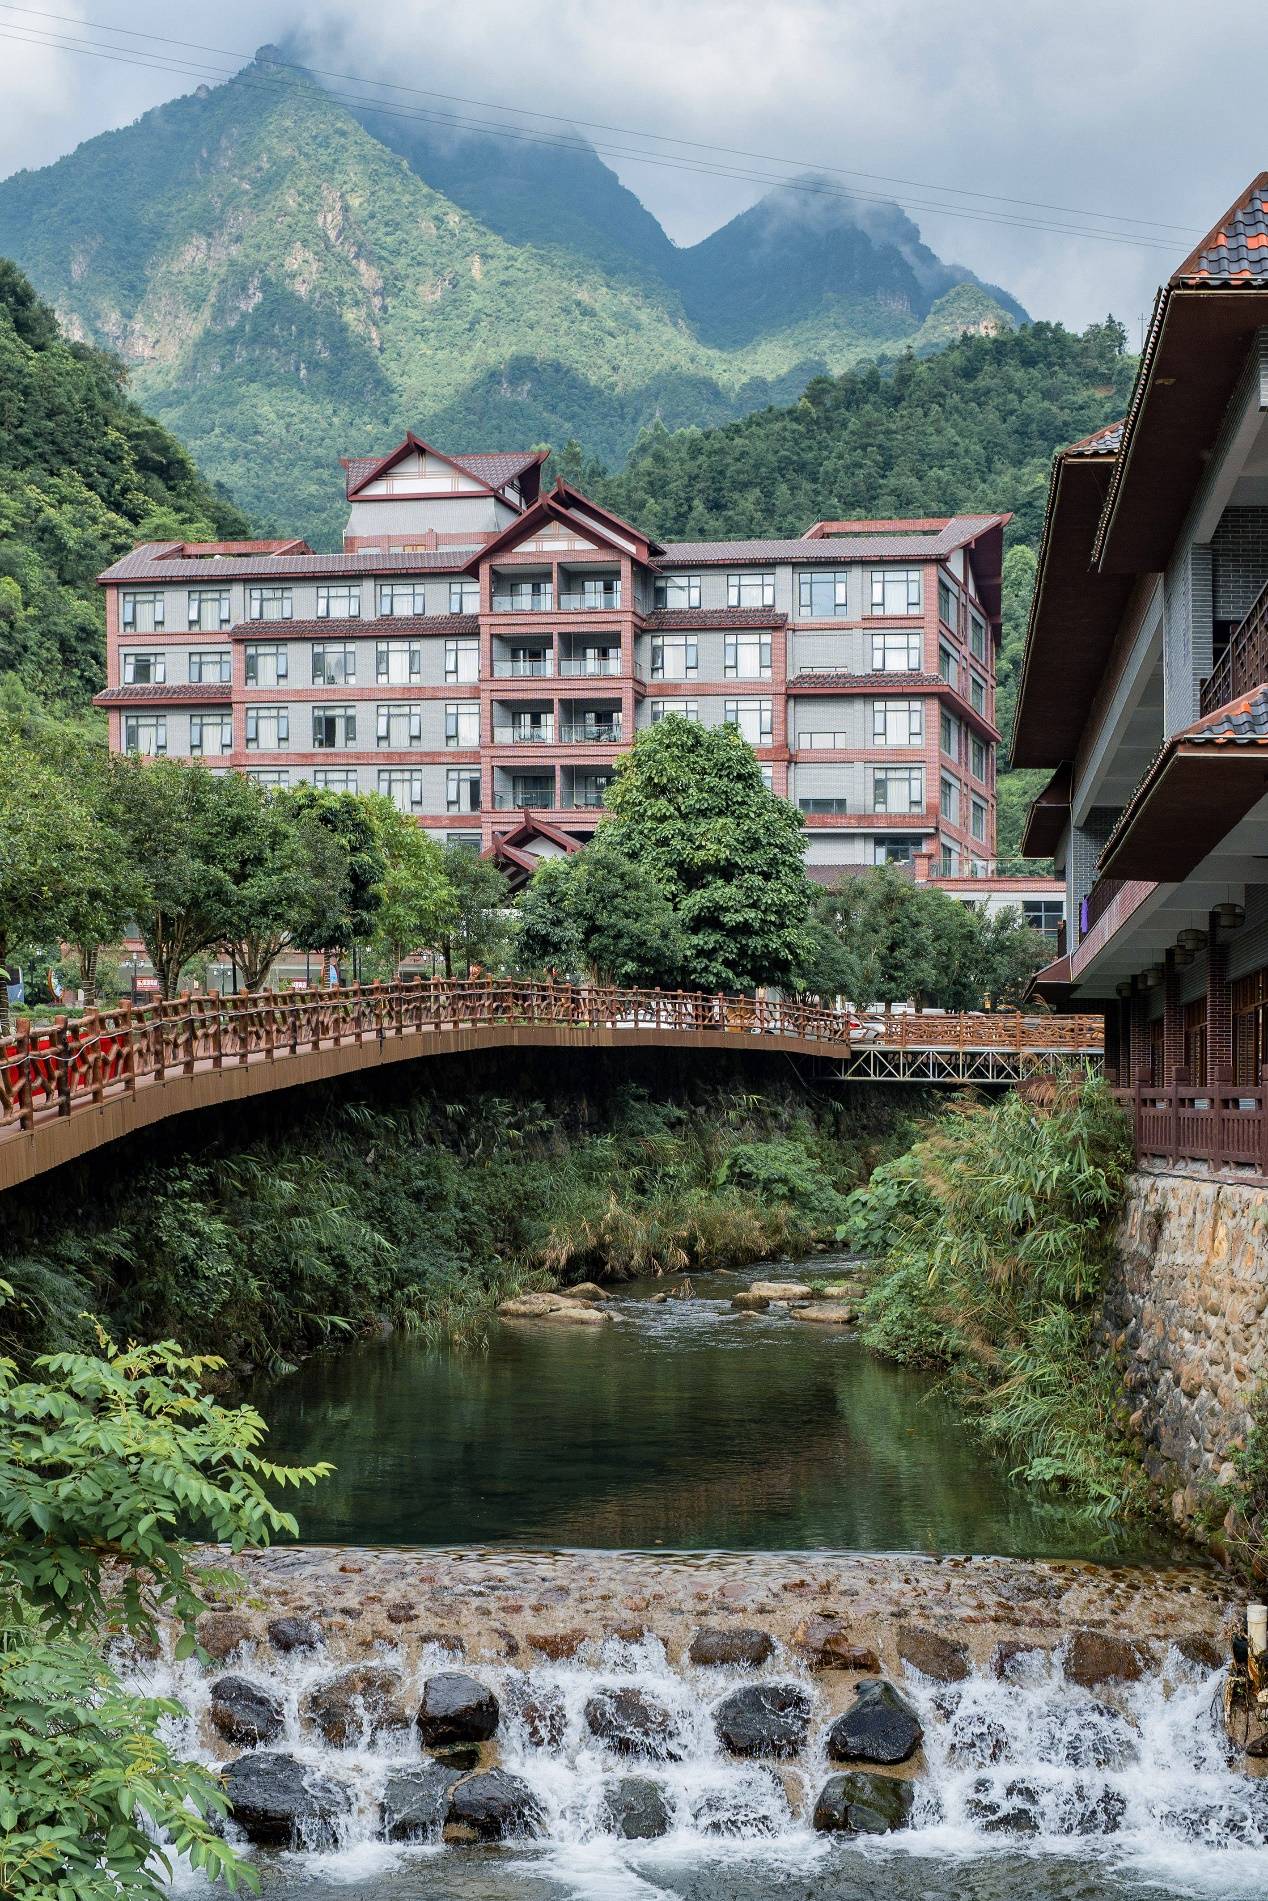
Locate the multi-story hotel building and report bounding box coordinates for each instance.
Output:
[96,435,1009,880]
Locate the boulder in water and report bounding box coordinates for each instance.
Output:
[898,1625,970,1682]
[731,1292,770,1313]
[991,1639,1049,1682]
[813,1771,914,1834]
[417,1671,499,1746]
[688,1626,773,1667]
[302,1666,409,1745]
[602,1776,672,1839]
[748,1281,812,1301]
[789,1304,853,1325]
[713,1682,813,1759]
[564,1282,610,1301]
[223,1751,351,1846]
[1063,1628,1146,1686]
[1172,1633,1222,1671]
[498,1292,608,1325]
[827,1679,923,1765]
[196,1610,256,1661]
[445,1769,543,1841]
[792,1615,879,1672]
[267,1614,323,1653]
[507,1680,567,1748]
[528,1628,587,1661]
[381,1762,462,1841]
[966,1775,1042,1835]
[584,1686,682,1759]
[209,1674,284,1747]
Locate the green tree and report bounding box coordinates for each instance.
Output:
[0,731,98,1028]
[286,784,389,959]
[976,905,1051,1007]
[809,867,987,1011]
[0,1291,329,1898]
[516,834,688,986]
[368,799,456,974]
[437,845,511,977]
[221,791,352,990]
[602,718,810,991]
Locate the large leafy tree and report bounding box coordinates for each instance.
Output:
[367,798,456,974]
[221,790,352,991]
[601,718,811,991]
[437,845,511,978]
[286,784,389,957]
[516,834,687,987]
[0,729,100,1028]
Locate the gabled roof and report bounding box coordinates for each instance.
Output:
[1172,172,1268,286]
[482,813,587,885]
[462,484,659,572]
[342,433,546,502]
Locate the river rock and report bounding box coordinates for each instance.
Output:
[302,1666,409,1745]
[498,1292,608,1326]
[713,1683,813,1759]
[506,1679,567,1748]
[381,1762,462,1841]
[792,1615,879,1672]
[789,1304,853,1325]
[966,1776,1041,1835]
[991,1639,1049,1681]
[196,1610,256,1661]
[731,1292,770,1313]
[602,1776,672,1839]
[585,1687,682,1759]
[898,1625,970,1682]
[812,1771,915,1834]
[564,1282,610,1301]
[1173,1633,1223,1671]
[267,1615,323,1654]
[1054,1700,1138,1770]
[827,1680,923,1765]
[417,1672,500,1746]
[1063,1628,1146,1687]
[528,1628,587,1661]
[445,1769,543,1842]
[695,1776,790,1836]
[209,1675,284,1747]
[223,1751,351,1847]
[748,1281,813,1302]
[687,1626,774,1668]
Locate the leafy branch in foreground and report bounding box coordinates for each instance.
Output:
[0,1296,331,1898]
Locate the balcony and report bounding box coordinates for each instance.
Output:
[559,586,622,611]
[1200,577,1268,716]
[494,786,555,810]
[492,653,554,678]
[559,653,621,677]
[559,719,623,745]
[493,721,555,745]
[492,588,554,612]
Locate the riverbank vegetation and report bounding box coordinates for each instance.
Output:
[0,1066,920,1370]
[843,1073,1142,1513]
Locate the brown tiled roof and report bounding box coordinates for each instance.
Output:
[792,670,944,690]
[228,614,479,640]
[1172,175,1268,286]
[1182,685,1268,743]
[93,684,231,705]
[100,544,470,583]
[342,442,544,499]
[657,515,1010,566]
[1064,420,1124,457]
[643,607,788,630]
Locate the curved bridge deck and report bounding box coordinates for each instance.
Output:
[0,979,1103,1193]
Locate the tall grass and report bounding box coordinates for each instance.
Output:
[844,1071,1142,1514]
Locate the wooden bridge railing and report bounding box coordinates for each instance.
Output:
[0,977,1104,1144]
[1116,1071,1268,1176]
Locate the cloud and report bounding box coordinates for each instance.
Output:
[0,0,1261,332]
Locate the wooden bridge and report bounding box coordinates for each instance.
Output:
[0,978,1104,1193]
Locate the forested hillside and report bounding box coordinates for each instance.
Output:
[0,263,249,706]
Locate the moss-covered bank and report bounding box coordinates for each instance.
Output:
[0,1052,920,1371]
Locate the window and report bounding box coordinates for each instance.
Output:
[970,611,987,662]
[508,773,554,807]
[724,698,773,746]
[571,772,612,809]
[245,644,288,687]
[872,767,923,812]
[188,649,231,684]
[970,675,987,716]
[245,706,289,749]
[121,591,164,633]
[449,579,479,614]
[574,576,621,610]
[871,631,921,672]
[797,730,849,750]
[123,715,166,756]
[187,590,230,632]
[312,644,356,686]
[500,579,553,611]
[873,837,914,864]
[970,858,989,878]
[971,736,988,781]
[940,774,959,823]
[378,768,424,814]
[379,582,427,616]
[377,704,424,748]
[870,569,921,616]
[650,700,699,723]
[1023,898,1065,938]
[247,769,289,787]
[445,702,480,748]
[725,632,772,678]
[447,767,481,813]
[873,701,922,746]
[189,713,232,756]
[938,576,958,629]
[759,766,774,790]
[940,709,959,757]
[377,639,422,684]
[971,798,987,842]
[317,584,361,619]
[650,634,698,680]
[727,571,775,609]
[938,645,958,689]
[313,768,359,792]
[248,585,292,622]
[654,575,700,610]
[122,651,165,685]
[502,710,553,743]
[798,797,850,815]
[798,571,849,616]
[445,638,479,683]
[312,706,356,748]
[941,843,957,875]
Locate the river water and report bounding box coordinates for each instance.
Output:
[142,1263,1264,1900]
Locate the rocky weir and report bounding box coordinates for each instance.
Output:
[118,1545,1268,1892]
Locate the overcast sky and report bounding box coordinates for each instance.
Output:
[1,0,1262,334]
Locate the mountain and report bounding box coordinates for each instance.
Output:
[0,262,248,706]
[0,50,1025,549]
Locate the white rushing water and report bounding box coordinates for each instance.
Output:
[122,1626,1268,1899]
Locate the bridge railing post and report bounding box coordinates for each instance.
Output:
[54,1016,71,1119]
[14,1019,34,1132]
[209,991,223,1071]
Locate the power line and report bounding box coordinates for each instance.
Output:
[0,0,1193,252]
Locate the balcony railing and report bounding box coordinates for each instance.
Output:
[559,655,621,676]
[492,724,555,745]
[492,657,554,678]
[566,788,613,809]
[494,789,555,809]
[492,591,554,612]
[559,722,623,744]
[559,588,621,611]
[1081,875,1127,942]
[1200,576,1268,716]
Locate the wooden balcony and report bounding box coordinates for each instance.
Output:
[1200,576,1268,716]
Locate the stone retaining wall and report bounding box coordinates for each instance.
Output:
[1108,1167,1268,1522]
